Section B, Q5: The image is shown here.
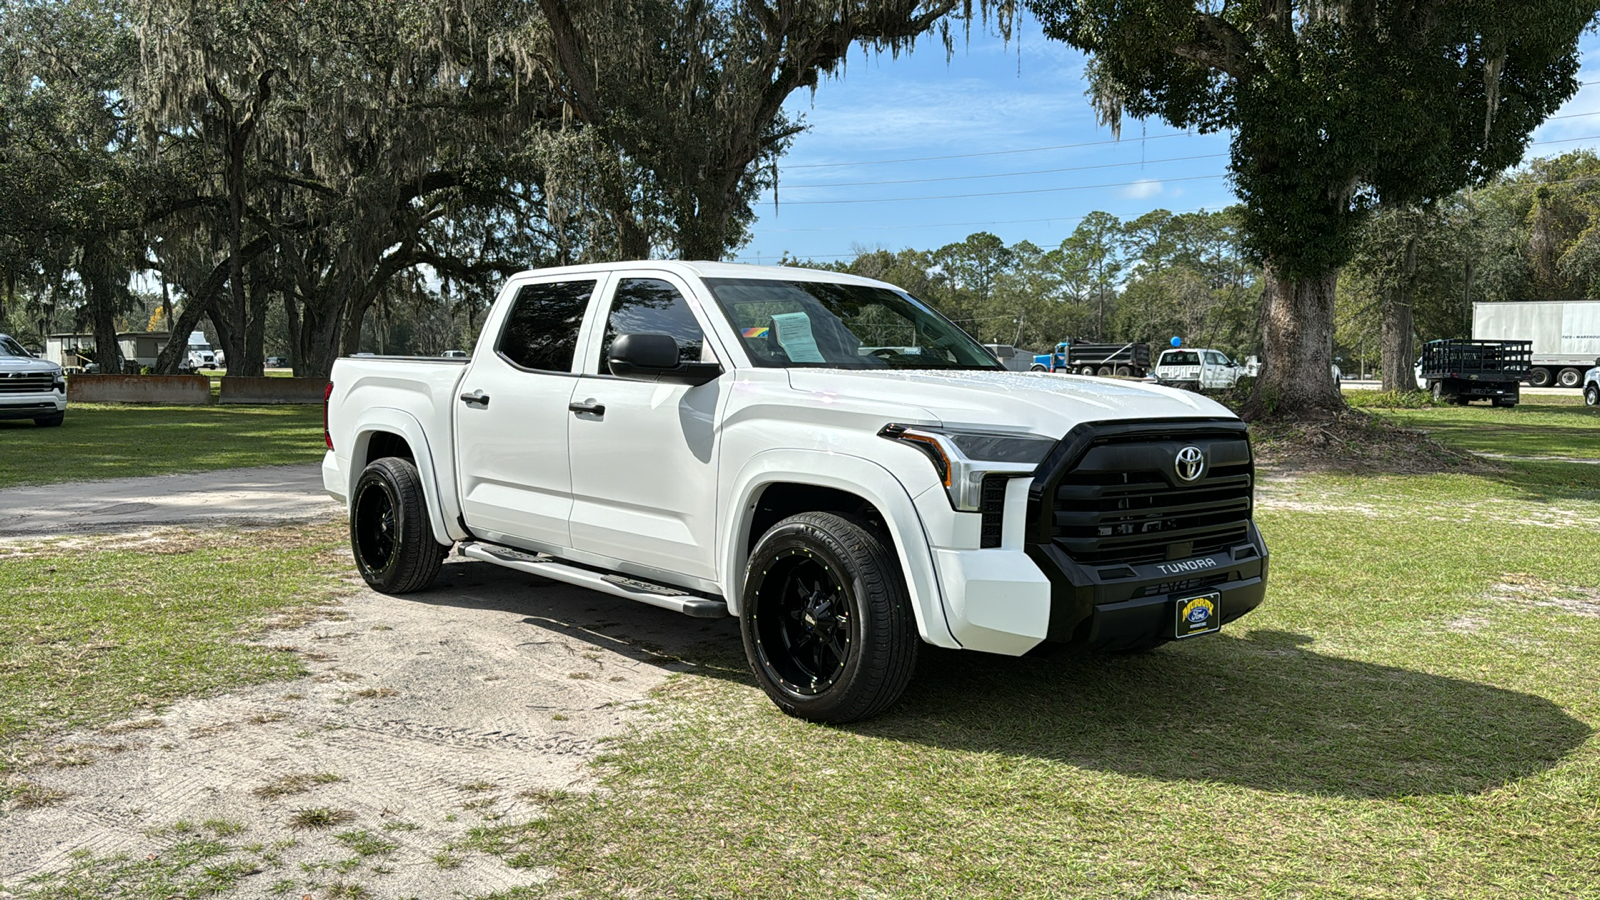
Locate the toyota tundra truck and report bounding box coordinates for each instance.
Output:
[323,262,1269,722]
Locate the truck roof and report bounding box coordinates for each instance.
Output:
[506,260,896,290]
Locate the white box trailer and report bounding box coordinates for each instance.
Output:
[1473,300,1600,387]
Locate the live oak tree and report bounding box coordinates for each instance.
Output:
[1025,0,1599,415]
[530,0,975,260]
[0,0,146,374]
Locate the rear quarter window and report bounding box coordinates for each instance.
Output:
[496,280,596,372]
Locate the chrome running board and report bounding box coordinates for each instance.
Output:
[457,540,728,619]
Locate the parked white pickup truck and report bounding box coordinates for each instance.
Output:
[323,262,1269,722]
[1152,348,1248,391]
[0,333,67,426]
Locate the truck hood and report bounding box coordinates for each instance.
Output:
[0,356,61,376]
[786,369,1235,436]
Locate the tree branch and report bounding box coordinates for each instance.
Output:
[1173,13,1254,82]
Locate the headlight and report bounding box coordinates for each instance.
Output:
[879,424,1055,510]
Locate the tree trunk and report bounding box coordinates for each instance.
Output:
[155,299,211,374]
[239,269,269,377]
[1379,237,1417,392]
[82,242,124,375]
[1243,262,1344,417]
[284,292,304,377]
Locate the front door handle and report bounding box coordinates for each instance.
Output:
[568,399,605,418]
[459,390,490,408]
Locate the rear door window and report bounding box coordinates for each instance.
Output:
[496,280,596,372]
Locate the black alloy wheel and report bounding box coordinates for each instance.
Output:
[350,456,447,594]
[741,512,917,723]
[754,549,853,696]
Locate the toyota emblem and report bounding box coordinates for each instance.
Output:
[1174,446,1205,482]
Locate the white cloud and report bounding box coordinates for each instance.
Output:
[1123,179,1163,199]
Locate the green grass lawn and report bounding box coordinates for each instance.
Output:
[0,404,325,488]
[1370,398,1600,459]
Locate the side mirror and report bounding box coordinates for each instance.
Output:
[608,333,721,386]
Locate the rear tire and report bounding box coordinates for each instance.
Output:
[1115,365,1132,377]
[1529,367,1553,387]
[1431,381,1452,403]
[1557,367,1582,388]
[741,512,918,724]
[33,413,64,427]
[350,457,448,594]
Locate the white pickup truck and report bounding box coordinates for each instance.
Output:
[0,334,67,426]
[323,262,1269,722]
[1152,348,1248,391]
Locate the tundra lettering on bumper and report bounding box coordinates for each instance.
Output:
[1024,418,1269,651]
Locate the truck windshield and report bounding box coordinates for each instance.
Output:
[1161,351,1200,366]
[703,278,1000,370]
[0,336,29,357]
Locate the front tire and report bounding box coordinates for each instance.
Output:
[1586,384,1599,407]
[740,512,918,724]
[350,457,448,594]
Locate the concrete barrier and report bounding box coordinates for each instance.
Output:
[67,374,212,405]
[220,376,330,405]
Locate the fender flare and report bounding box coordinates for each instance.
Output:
[723,449,960,650]
[347,407,460,547]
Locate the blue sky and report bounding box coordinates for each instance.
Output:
[735,17,1600,264]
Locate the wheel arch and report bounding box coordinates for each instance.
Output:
[724,449,958,649]
[345,407,459,546]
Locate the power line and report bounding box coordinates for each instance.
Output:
[781,152,1230,189]
[776,173,1224,205]
[781,130,1213,170]
[778,104,1600,174]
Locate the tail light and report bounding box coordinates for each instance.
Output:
[323,381,334,450]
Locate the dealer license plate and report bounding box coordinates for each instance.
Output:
[1174,592,1222,639]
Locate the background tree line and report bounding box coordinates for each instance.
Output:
[816,150,1600,382]
[3,0,1593,411]
[0,0,982,377]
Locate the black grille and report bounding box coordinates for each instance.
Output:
[1049,433,1253,567]
[979,475,1009,549]
[0,373,57,394]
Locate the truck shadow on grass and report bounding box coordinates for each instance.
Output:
[411,563,1590,802]
[859,629,1590,800]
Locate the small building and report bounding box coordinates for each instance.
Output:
[46,331,172,371]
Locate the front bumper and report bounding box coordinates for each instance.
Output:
[0,393,67,420]
[923,417,1269,656]
[1027,523,1268,651]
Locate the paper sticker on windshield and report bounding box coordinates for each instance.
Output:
[771,312,827,363]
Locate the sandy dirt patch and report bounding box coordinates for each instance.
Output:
[0,553,740,898]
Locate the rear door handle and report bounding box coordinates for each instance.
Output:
[568,399,605,418]
[459,390,490,408]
